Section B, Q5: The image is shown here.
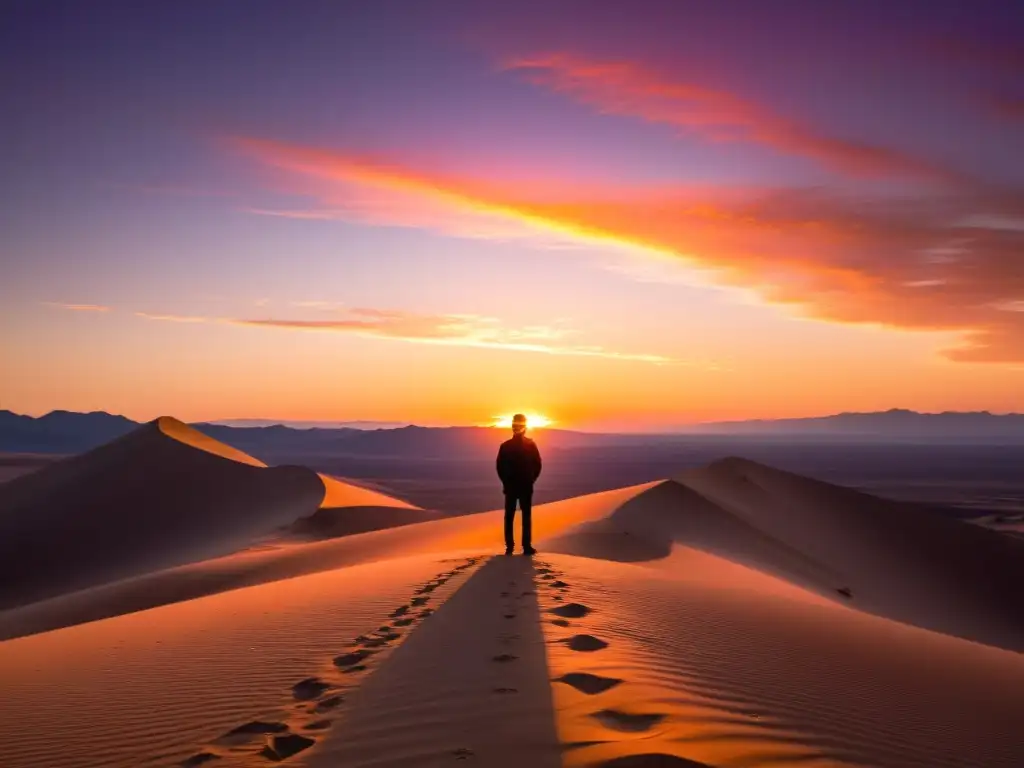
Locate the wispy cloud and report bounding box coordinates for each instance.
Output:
[135,312,209,323]
[289,300,345,309]
[231,308,675,364]
[240,207,346,221]
[504,53,958,182]
[45,302,110,312]
[234,138,1024,363]
[232,138,595,248]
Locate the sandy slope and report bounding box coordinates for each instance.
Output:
[0,483,649,640]
[677,458,1024,649]
[2,444,1023,767]
[287,474,434,539]
[548,459,1024,651]
[0,553,481,768]
[0,418,417,610]
[536,553,1024,768]
[307,556,562,768]
[4,465,1023,652]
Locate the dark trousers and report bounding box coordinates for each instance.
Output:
[504,490,533,550]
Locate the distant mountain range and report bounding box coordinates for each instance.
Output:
[0,410,596,457]
[680,409,1024,438]
[3,408,1024,455]
[209,418,412,430]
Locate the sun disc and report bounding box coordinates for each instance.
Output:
[491,412,553,429]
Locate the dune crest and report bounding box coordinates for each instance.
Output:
[156,416,267,466]
[287,475,432,540]
[6,461,1024,653]
[318,473,417,510]
[670,457,1024,650]
[0,417,326,609]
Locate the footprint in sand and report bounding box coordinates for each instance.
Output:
[550,603,591,619]
[258,733,315,761]
[304,719,332,731]
[596,756,713,768]
[550,580,569,588]
[555,672,623,695]
[180,752,219,767]
[566,635,609,652]
[591,710,666,732]
[393,617,415,627]
[389,605,411,618]
[550,619,570,627]
[334,649,375,668]
[411,596,430,606]
[313,695,343,713]
[221,721,288,738]
[361,633,400,648]
[292,677,331,701]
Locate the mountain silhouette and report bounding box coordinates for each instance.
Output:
[3,408,1024,456]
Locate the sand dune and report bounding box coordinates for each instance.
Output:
[0,418,415,610]
[287,473,434,539]
[0,553,482,768]
[543,459,1024,650]
[2,434,1023,767]
[675,458,1024,650]
[536,554,1024,768]
[0,483,649,640]
[5,463,1024,652]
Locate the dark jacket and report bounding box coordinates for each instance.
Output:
[496,434,542,494]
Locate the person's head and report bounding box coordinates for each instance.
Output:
[511,413,527,436]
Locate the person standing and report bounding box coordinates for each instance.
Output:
[496,413,542,555]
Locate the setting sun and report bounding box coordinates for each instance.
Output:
[491,413,554,429]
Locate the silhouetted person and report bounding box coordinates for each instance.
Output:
[496,413,542,555]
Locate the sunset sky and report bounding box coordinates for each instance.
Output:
[2,1,1023,430]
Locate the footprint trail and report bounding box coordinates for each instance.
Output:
[177,556,482,767]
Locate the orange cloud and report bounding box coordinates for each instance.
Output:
[135,312,209,323]
[45,302,110,312]
[231,308,675,363]
[235,138,1024,363]
[505,53,957,182]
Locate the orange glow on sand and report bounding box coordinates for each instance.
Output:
[490,412,554,429]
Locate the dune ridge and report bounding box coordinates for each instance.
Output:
[4,460,1024,652]
[543,459,1024,650]
[0,418,417,611]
